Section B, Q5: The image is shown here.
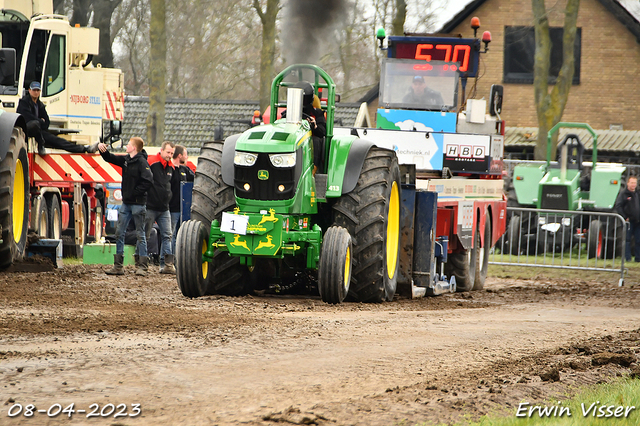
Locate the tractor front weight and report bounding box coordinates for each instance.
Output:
[205,209,322,270]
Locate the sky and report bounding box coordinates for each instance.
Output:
[433,0,474,30]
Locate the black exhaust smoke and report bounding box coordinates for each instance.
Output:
[282,0,348,65]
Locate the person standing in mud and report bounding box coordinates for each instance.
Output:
[98,137,153,275]
[169,144,195,255]
[614,175,640,262]
[146,141,176,274]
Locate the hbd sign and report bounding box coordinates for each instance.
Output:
[442,134,491,173]
[445,144,486,158]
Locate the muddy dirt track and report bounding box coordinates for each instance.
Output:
[1,263,639,425]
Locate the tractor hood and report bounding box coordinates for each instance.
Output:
[235,121,312,154]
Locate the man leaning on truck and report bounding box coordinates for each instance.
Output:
[17,81,99,156]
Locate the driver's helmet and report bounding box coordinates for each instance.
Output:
[293,81,314,106]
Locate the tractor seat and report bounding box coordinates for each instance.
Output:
[555,133,584,170]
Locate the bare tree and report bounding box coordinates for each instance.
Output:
[532,0,580,160]
[93,0,123,68]
[146,0,166,146]
[113,0,149,95]
[254,0,280,111]
[392,0,406,35]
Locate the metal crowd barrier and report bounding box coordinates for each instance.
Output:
[490,207,626,286]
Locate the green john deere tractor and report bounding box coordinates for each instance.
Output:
[175,64,401,303]
[508,122,625,258]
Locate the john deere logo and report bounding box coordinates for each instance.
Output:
[258,170,269,180]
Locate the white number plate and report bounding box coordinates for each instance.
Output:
[220,212,249,235]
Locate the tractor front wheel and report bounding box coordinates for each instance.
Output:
[176,220,210,298]
[318,226,352,304]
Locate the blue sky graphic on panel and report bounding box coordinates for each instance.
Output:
[377,109,457,133]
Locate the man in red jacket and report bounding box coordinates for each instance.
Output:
[146,141,176,274]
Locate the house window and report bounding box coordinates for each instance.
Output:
[503,26,581,85]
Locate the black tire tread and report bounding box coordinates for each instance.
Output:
[176,220,209,297]
[318,226,352,304]
[331,147,400,303]
[47,195,62,240]
[472,217,491,291]
[0,127,28,269]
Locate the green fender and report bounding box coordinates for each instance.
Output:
[325,136,375,197]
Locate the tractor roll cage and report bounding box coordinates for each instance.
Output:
[547,122,598,167]
[270,64,337,144]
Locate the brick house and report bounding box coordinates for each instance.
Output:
[439,0,640,132]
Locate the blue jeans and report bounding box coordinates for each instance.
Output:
[626,221,640,261]
[116,203,147,257]
[170,211,181,255]
[140,209,173,264]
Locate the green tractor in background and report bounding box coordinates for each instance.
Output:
[175,64,401,303]
[508,122,626,258]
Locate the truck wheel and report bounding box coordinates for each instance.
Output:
[48,195,62,240]
[332,147,401,303]
[588,219,603,259]
[318,226,352,304]
[65,193,88,257]
[188,141,250,295]
[446,234,478,293]
[0,127,29,269]
[472,218,491,291]
[507,214,521,255]
[604,220,623,259]
[176,220,210,297]
[92,204,103,243]
[37,197,50,238]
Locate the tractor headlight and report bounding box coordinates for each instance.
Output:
[538,216,546,226]
[561,217,571,227]
[269,153,296,168]
[234,151,258,166]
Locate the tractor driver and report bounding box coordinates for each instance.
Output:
[402,75,444,108]
[282,81,326,172]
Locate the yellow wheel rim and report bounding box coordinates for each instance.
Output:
[386,181,400,279]
[344,245,351,290]
[201,238,209,278]
[13,159,25,243]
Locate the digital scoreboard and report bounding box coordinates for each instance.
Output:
[388,36,481,78]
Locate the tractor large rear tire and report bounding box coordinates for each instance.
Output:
[331,147,401,303]
[188,141,250,295]
[0,127,29,269]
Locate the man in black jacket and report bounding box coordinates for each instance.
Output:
[98,137,153,275]
[17,81,98,155]
[146,141,176,274]
[169,145,195,255]
[614,175,640,262]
